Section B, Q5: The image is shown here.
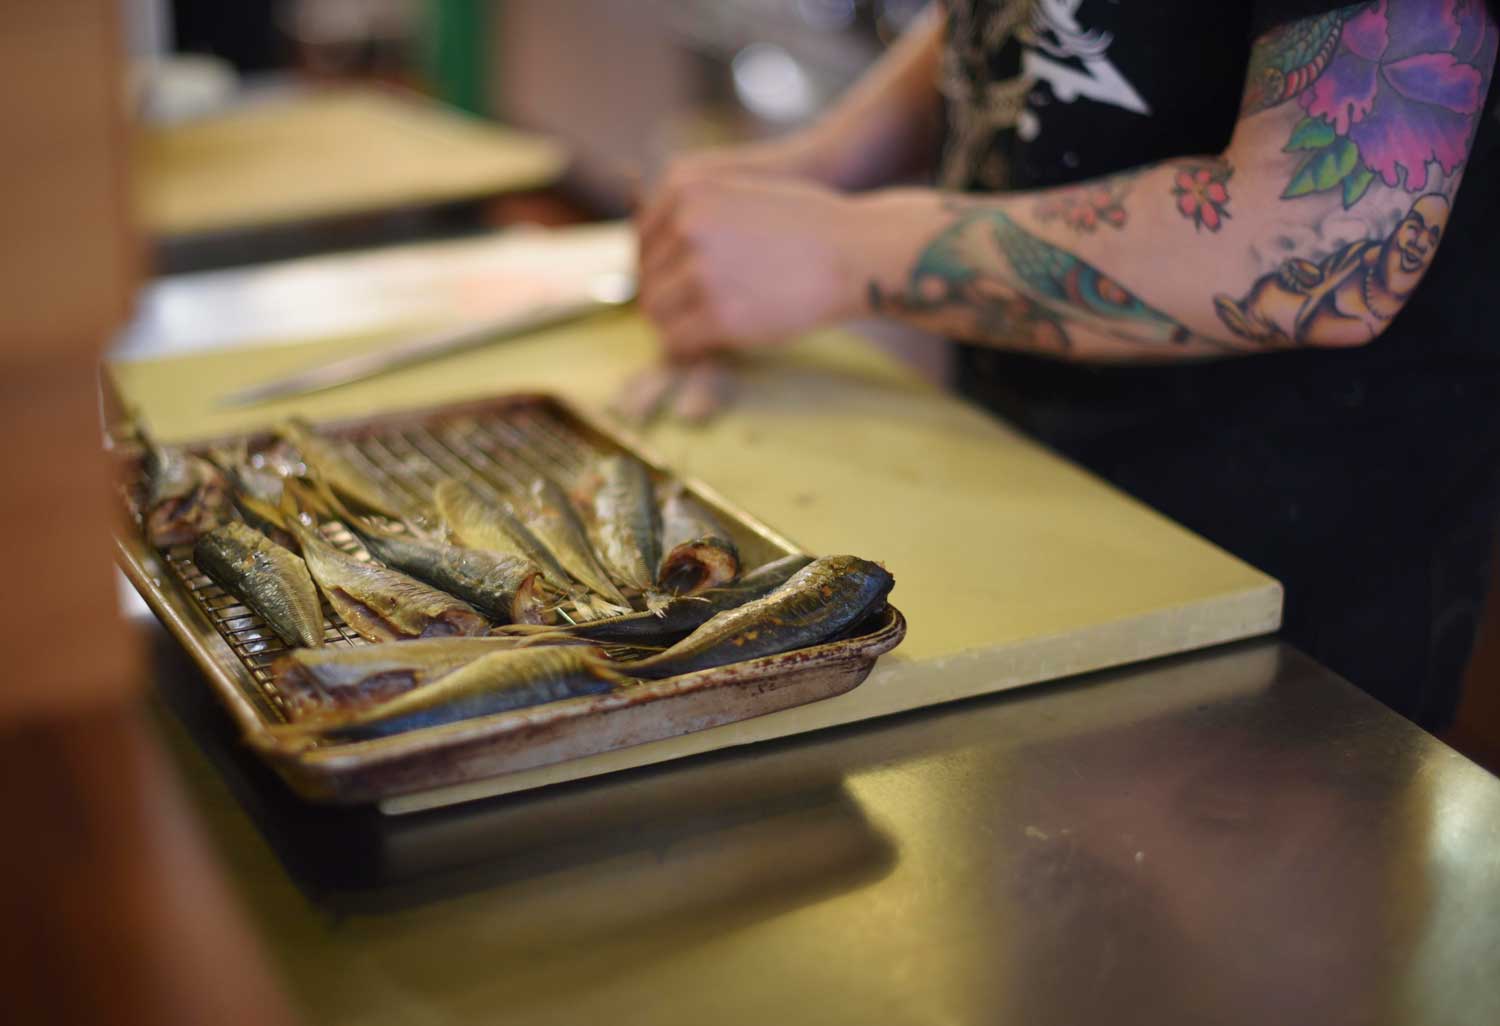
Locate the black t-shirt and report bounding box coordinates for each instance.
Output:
[937,0,1500,727]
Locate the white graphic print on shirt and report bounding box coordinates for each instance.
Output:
[941,0,1150,188]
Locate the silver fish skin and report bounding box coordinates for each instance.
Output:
[625,555,893,679]
[278,418,427,524]
[587,455,662,595]
[435,479,576,592]
[515,476,631,608]
[656,485,740,596]
[194,521,324,648]
[359,527,555,625]
[280,645,631,739]
[281,484,489,643]
[311,475,556,625]
[273,636,529,720]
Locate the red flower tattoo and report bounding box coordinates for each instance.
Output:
[1034,186,1129,232]
[1173,162,1233,232]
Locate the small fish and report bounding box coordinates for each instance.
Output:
[580,455,669,611]
[273,636,529,720]
[496,553,813,644]
[308,476,557,625]
[275,645,632,741]
[434,479,575,591]
[656,485,740,596]
[513,476,631,609]
[141,436,233,547]
[358,526,557,627]
[281,482,488,643]
[625,555,893,679]
[208,444,295,547]
[278,418,426,524]
[194,521,324,648]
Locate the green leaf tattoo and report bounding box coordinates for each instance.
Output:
[1283,136,1360,198]
[1342,165,1376,207]
[1284,117,1336,152]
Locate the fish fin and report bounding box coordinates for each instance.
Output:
[236,490,289,532]
[567,598,603,622]
[586,595,633,618]
[644,592,674,617]
[600,641,668,655]
[594,663,641,688]
[303,472,355,521]
[277,479,336,552]
[277,484,308,538]
[515,632,598,648]
[490,623,564,637]
[286,474,342,521]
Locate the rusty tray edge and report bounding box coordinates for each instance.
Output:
[116,534,278,736]
[253,606,905,804]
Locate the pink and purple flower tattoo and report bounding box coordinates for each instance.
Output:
[1262,0,1496,204]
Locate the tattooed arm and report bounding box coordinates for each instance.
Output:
[639,0,1496,362]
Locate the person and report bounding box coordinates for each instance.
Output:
[635,0,1500,730]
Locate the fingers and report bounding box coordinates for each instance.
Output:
[637,229,693,297]
[609,357,737,428]
[671,357,734,423]
[638,220,732,362]
[636,162,708,247]
[610,363,682,426]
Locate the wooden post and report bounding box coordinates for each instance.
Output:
[0,6,299,1023]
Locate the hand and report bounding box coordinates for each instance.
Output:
[636,175,864,360]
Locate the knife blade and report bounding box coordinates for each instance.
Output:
[216,271,637,408]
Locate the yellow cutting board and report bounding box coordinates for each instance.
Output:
[136,89,566,238]
[110,314,1280,809]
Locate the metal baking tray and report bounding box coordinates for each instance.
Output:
[113,394,905,805]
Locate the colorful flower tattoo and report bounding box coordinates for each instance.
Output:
[1251,0,1496,206]
[1034,183,1130,233]
[1171,160,1234,232]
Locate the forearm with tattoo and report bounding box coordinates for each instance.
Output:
[861,0,1495,361]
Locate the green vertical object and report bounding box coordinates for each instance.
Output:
[427,0,487,116]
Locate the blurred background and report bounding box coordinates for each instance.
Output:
[127,0,927,271]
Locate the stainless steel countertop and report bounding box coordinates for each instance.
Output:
[146,630,1500,1026]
